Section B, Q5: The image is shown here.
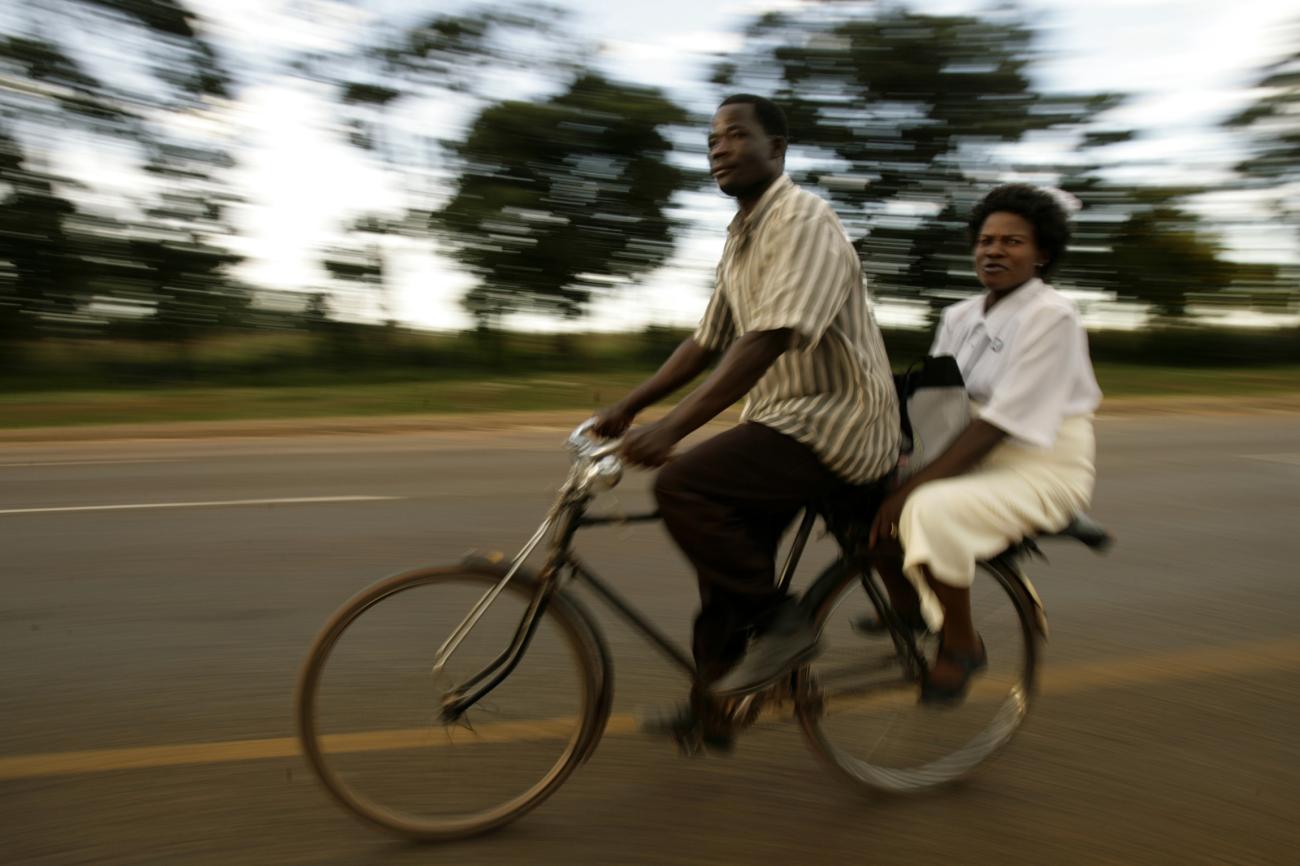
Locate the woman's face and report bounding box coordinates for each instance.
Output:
[973,211,1047,293]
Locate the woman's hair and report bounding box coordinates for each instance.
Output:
[967,184,1071,276]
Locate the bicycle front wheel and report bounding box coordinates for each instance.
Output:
[296,563,608,840]
[797,557,1039,793]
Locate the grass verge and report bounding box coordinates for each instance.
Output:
[2,365,1299,430]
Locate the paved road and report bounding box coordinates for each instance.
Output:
[2,415,1298,865]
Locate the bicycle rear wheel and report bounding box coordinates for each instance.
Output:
[296,563,608,840]
[797,557,1039,793]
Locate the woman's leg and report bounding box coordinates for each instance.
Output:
[921,565,981,687]
[876,557,917,609]
[898,425,1095,692]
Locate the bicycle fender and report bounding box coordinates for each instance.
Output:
[998,553,1050,639]
[1006,559,1050,640]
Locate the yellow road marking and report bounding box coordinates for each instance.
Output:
[1041,635,1300,695]
[1,637,1296,782]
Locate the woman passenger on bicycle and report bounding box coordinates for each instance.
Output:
[869,184,1101,703]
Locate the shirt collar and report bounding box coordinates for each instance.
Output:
[726,174,794,240]
[982,277,1048,328]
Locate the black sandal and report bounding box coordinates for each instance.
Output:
[919,636,988,706]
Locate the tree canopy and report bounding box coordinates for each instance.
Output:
[433,74,689,325]
[0,0,241,339]
[715,6,1124,309]
[0,0,1295,344]
[1225,22,1300,242]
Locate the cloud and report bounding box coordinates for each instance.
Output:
[719,0,813,15]
[601,31,743,66]
[225,81,402,291]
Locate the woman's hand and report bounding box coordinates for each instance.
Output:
[868,420,1008,549]
[869,487,911,550]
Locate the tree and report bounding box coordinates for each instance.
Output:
[0,0,241,338]
[1224,22,1300,242]
[130,176,245,338]
[0,126,85,339]
[122,136,246,339]
[433,73,688,326]
[326,3,579,165]
[321,232,386,323]
[1108,201,1235,319]
[715,6,1124,311]
[298,4,625,328]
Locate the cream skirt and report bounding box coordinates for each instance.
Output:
[898,412,1096,632]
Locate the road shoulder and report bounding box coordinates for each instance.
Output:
[2,393,1299,444]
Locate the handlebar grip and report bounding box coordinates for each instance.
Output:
[568,418,621,460]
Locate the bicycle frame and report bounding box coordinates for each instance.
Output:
[438,489,922,722]
[432,406,1068,725]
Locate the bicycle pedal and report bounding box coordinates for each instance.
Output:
[669,725,735,757]
[672,728,704,757]
[722,693,761,726]
[681,728,733,754]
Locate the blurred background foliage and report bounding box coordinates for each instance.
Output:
[0,0,1298,395]
[434,73,688,327]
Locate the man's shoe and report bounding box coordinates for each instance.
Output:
[851,607,928,636]
[709,608,822,698]
[638,702,734,756]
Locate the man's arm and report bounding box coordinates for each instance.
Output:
[592,337,717,437]
[659,328,792,438]
[620,328,792,466]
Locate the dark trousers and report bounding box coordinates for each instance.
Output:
[653,422,852,684]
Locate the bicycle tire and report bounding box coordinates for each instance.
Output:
[797,556,1039,794]
[296,563,609,841]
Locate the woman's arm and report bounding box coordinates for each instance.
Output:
[868,420,1007,548]
[904,419,1006,492]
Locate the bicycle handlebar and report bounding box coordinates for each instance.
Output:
[567,418,623,462]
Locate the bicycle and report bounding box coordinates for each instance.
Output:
[295,419,1112,840]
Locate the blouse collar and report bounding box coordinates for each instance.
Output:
[982,277,1048,328]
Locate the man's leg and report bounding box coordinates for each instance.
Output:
[654,423,843,693]
[691,586,760,686]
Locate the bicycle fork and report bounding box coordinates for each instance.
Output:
[434,502,583,722]
[437,563,560,722]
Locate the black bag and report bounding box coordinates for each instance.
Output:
[894,355,969,480]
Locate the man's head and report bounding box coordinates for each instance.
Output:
[709,94,788,201]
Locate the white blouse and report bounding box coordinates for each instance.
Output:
[931,278,1101,448]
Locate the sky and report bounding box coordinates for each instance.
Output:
[47,0,1300,331]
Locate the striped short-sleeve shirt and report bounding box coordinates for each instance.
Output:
[694,174,900,484]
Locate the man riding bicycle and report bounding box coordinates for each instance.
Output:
[594,94,899,750]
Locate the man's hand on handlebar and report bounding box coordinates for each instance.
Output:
[589,405,685,468]
[620,418,680,468]
[592,402,637,439]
